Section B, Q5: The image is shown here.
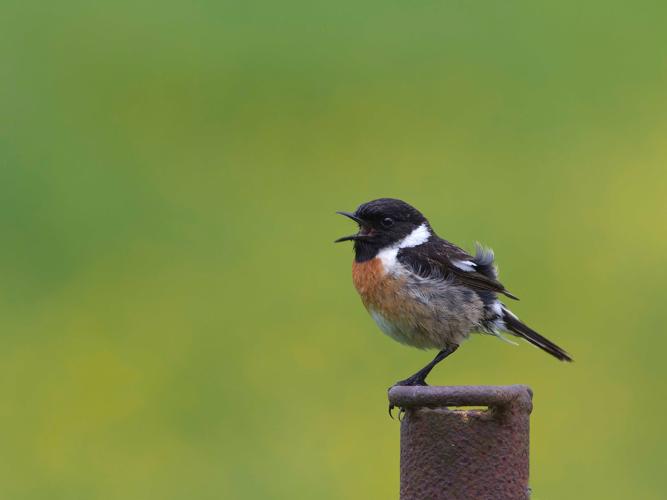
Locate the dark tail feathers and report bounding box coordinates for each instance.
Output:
[503,310,573,362]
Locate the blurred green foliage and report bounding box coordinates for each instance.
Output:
[2,1,666,498]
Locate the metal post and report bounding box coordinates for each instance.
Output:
[388,385,533,500]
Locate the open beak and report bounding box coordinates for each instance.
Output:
[334,211,366,243]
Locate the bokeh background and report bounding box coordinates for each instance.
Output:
[2,1,667,498]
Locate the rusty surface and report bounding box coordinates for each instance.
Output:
[388,385,533,500]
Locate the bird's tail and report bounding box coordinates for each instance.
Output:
[502,307,573,362]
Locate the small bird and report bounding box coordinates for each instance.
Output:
[335,198,572,394]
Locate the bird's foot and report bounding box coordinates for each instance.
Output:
[387,376,427,418]
[388,404,407,420]
[391,375,428,388]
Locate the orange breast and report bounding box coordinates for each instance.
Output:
[352,258,404,312]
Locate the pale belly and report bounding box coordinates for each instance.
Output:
[353,258,485,350]
[368,307,439,349]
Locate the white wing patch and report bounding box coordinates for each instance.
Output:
[451,259,477,272]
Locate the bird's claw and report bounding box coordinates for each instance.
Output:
[388,377,426,419]
[388,404,406,421]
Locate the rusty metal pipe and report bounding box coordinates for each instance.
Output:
[388,385,533,500]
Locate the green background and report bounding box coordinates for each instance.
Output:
[2,1,666,498]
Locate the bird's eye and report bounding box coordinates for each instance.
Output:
[381,217,394,228]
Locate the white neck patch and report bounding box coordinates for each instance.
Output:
[377,223,430,272]
[399,223,431,248]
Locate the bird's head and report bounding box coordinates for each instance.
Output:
[335,198,430,261]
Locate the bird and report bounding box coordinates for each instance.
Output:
[335,198,572,398]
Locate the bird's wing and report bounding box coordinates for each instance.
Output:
[397,239,519,300]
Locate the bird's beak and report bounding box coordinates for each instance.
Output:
[334,211,366,243]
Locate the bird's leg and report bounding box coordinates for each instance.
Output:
[388,345,459,418]
[393,345,459,387]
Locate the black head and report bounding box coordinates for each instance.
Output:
[335,198,429,261]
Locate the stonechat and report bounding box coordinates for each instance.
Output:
[336,198,572,393]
